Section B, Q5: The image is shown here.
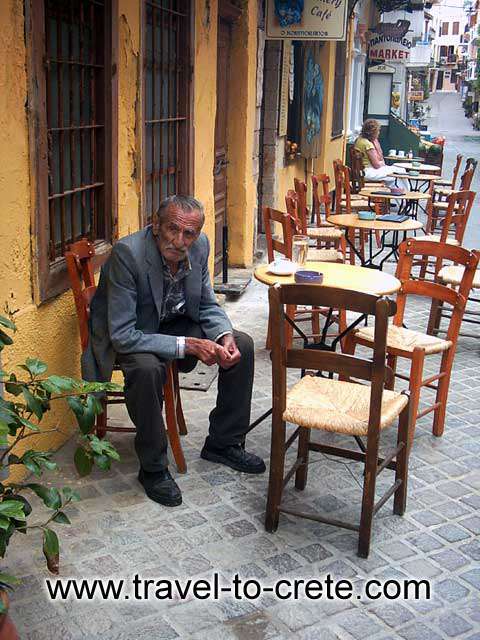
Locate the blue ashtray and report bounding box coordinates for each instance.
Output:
[358,210,376,221]
[294,270,323,284]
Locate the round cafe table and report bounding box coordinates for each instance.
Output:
[359,188,431,220]
[254,260,401,295]
[393,161,441,174]
[327,213,423,270]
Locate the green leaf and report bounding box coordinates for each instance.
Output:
[67,396,95,434]
[25,484,61,510]
[0,501,25,520]
[87,435,120,461]
[42,528,59,574]
[0,516,11,530]
[24,358,48,377]
[94,454,111,471]
[0,572,20,588]
[0,316,15,331]
[18,417,40,432]
[62,487,81,502]
[0,329,13,348]
[74,446,93,477]
[0,420,9,436]
[22,388,44,420]
[44,375,79,392]
[52,511,71,525]
[5,382,22,396]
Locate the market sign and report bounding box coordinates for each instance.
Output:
[409,90,424,101]
[266,0,348,40]
[368,20,413,63]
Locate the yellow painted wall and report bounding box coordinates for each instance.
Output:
[0,1,83,481]
[226,0,257,267]
[312,41,345,184]
[117,1,142,239]
[194,0,218,273]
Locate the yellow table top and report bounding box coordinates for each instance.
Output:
[327,213,423,232]
[254,261,401,296]
[359,189,431,202]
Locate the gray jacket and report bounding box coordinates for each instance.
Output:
[81,226,233,382]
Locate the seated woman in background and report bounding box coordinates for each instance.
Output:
[354,119,408,193]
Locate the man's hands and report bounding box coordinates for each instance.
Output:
[185,334,241,369]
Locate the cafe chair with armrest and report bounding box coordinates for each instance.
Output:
[265,283,412,558]
[65,238,189,474]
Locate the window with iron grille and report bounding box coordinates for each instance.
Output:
[143,0,192,226]
[331,40,346,139]
[26,0,116,301]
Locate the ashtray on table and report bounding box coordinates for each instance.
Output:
[294,270,324,284]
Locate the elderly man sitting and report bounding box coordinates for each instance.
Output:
[82,195,265,507]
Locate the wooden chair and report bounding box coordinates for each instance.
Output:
[265,283,412,558]
[349,146,383,193]
[433,153,462,189]
[429,265,480,339]
[433,167,474,204]
[65,239,189,474]
[285,190,345,261]
[333,160,382,264]
[423,189,475,247]
[293,178,345,253]
[344,239,480,442]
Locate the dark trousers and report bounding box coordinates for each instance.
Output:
[116,319,254,472]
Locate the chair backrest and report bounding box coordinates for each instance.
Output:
[287,187,307,233]
[436,190,475,245]
[65,239,97,352]
[349,147,365,194]
[459,167,474,191]
[451,154,463,190]
[293,178,309,231]
[311,174,332,225]
[465,157,478,176]
[395,239,480,347]
[268,283,396,430]
[263,206,296,263]
[333,159,344,214]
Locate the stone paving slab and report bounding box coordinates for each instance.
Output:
[6,265,480,640]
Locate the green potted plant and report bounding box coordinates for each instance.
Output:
[0,314,121,633]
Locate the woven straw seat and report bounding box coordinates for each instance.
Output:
[307,248,343,262]
[341,198,369,210]
[283,375,408,436]
[355,324,452,356]
[307,226,343,240]
[434,187,453,197]
[439,265,480,289]
[432,201,460,211]
[416,234,459,246]
[433,178,452,186]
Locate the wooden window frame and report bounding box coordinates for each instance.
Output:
[141,0,194,228]
[441,22,449,36]
[452,22,459,36]
[26,0,118,303]
[331,40,346,140]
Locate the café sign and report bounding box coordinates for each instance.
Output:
[266,0,348,40]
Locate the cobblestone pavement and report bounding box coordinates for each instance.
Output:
[426,92,480,249]
[7,251,480,639]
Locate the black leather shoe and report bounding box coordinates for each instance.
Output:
[201,440,266,474]
[138,468,182,506]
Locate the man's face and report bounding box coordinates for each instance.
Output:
[153,205,203,263]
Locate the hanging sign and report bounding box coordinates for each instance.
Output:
[266,0,348,41]
[409,90,424,101]
[368,21,412,63]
